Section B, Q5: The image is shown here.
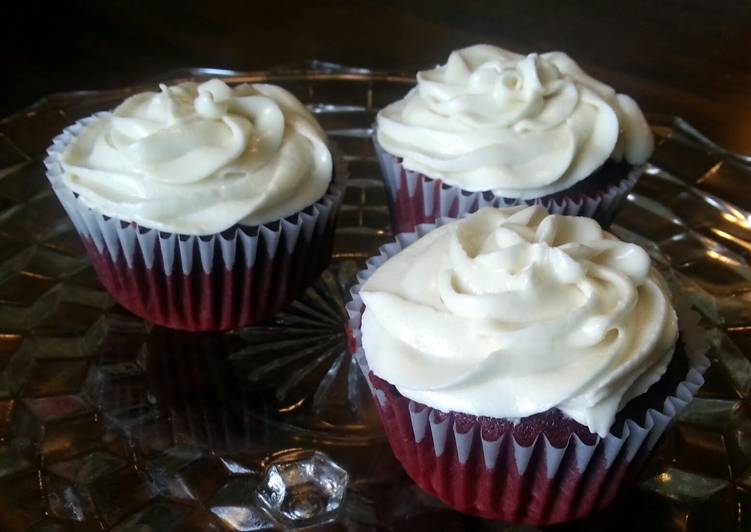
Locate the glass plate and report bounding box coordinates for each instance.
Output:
[0,62,750,531]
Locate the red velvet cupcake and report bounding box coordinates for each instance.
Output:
[346,206,709,525]
[45,79,346,331]
[375,45,653,233]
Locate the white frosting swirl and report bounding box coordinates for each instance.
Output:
[376,45,654,199]
[360,206,677,436]
[61,79,333,234]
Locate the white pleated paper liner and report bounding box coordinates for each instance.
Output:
[45,113,348,331]
[373,135,641,235]
[345,219,710,525]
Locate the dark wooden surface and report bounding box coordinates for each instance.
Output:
[4,0,751,152]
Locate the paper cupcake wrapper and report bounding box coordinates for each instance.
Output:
[45,113,347,331]
[373,137,641,235]
[345,220,710,525]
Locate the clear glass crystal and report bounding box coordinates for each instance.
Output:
[256,451,348,527]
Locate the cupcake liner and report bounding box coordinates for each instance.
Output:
[373,136,641,234]
[345,220,710,525]
[44,113,347,331]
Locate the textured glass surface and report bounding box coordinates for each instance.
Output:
[0,63,749,530]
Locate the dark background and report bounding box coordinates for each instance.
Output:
[4,0,751,152]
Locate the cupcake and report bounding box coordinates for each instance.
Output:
[375,45,654,233]
[346,206,708,525]
[45,79,346,331]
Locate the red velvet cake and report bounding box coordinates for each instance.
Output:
[347,207,708,524]
[45,79,346,331]
[374,45,653,234]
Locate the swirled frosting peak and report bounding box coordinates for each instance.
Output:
[61,79,333,234]
[377,45,653,199]
[360,206,677,436]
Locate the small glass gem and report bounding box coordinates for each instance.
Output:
[256,450,348,528]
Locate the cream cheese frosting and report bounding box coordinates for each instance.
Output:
[376,44,654,199]
[60,79,333,235]
[360,206,677,437]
